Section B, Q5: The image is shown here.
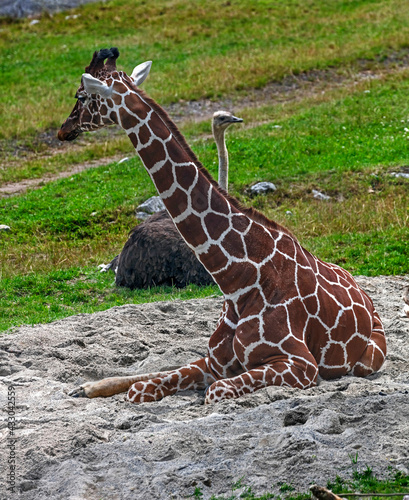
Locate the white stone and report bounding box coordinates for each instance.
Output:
[390,172,409,179]
[250,182,277,194]
[135,211,151,221]
[312,189,331,201]
[136,196,166,215]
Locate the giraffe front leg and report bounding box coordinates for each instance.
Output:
[351,311,387,377]
[205,358,319,404]
[69,371,173,398]
[127,358,216,403]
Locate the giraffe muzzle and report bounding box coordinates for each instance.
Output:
[57,127,81,142]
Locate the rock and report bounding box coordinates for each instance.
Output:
[312,189,331,201]
[0,0,100,18]
[135,211,152,221]
[390,172,409,179]
[249,181,277,194]
[136,196,166,216]
[0,225,11,231]
[98,263,112,273]
[0,276,408,498]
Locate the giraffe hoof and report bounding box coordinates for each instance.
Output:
[69,386,88,398]
[205,380,238,404]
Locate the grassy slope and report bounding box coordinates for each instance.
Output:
[1,0,409,144]
[1,0,408,331]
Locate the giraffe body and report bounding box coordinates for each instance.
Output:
[60,48,386,404]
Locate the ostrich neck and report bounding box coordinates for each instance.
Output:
[213,128,229,192]
[122,91,252,292]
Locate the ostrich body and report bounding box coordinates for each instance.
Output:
[113,111,243,289]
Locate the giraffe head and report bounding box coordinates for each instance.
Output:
[58,47,152,141]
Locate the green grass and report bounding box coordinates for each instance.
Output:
[1,0,408,332]
[190,465,409,499]
[0,268,219,332]
[329,467,409,498]
[193,71,409,184]
[2,0,409,148]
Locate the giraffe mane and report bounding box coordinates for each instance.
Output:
[133,87,296,239]
[85,47,120,76]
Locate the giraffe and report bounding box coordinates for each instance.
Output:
[58,48,387,404]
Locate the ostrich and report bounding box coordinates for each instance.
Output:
[111,110,243,289]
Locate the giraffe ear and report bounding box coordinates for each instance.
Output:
[82,74,113,98]
[130,61,152,86]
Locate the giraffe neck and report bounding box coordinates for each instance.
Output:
[118,88,257,290]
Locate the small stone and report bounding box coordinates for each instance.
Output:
[390,172,409,179]
[0,224,11,231]
[135,211,152,221]
[136,196,166,215]
[98,263,111,273]
[312,189,331,201]
[250,182,277,194]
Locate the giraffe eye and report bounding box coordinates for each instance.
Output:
[77,96,87,104]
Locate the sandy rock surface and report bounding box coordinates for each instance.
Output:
[0,275,408,499]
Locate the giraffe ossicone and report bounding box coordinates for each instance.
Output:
[59,47,387,404]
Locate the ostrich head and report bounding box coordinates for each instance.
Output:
[212,110,243,134]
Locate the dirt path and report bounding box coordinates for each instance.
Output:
[0,155,126,198]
